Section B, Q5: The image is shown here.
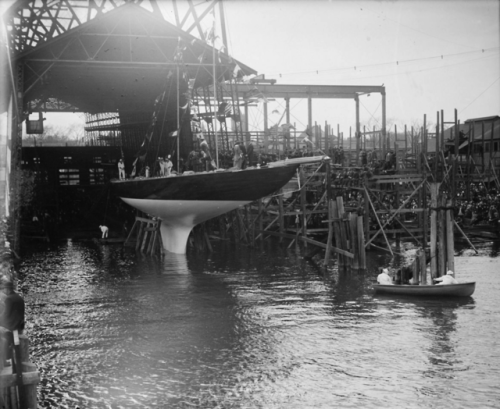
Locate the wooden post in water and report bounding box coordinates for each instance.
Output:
[331,200,344,268]
[337,197,350,269]
[446,198,455,273]
[437,194,447,277]
[349,213,359,270]
[324,199,334,266]
[419,248,427,284]
[412,250,420,285]
[300,168,307,246]
[357,215,366,270]
[429,183,439,280]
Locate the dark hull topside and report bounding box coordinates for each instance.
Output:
[110,164,300,201]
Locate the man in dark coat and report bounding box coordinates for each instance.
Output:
[0,275,25,368]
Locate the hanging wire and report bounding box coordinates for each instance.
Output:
[459,75,500,115]
[267,47,499,78]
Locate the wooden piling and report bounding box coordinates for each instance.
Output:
[446,199,455,273]
[357,215,366,270]
[349,213,359,270]
[437,195,447,277]
[1,334,39,409]
[419,249,427,284]
[324,199,334,266]
[331,200,344,268]
[337,197,350,268]
[429,183,439,280]
[300,169,307,244]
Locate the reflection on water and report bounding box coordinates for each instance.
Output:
[17,240,500,408]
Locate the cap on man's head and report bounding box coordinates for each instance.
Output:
[446,270,454,275]
[382,268,389,275]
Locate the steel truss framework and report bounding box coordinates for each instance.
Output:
[4,0,229,55]
[4,0,253,115]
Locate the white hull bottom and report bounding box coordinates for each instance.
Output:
[122,198,250,254]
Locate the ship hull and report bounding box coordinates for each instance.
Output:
[111,157,327,254]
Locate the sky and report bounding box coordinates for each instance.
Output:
[3,0,500,136]
[219,0,500,134]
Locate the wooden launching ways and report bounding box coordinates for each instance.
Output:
[0,333,39,409]
[124,216,163,255]
[193,161,368,271]
[197,144,482,272]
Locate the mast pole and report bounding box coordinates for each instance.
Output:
[213,15,219,168]
[177,62,181,171]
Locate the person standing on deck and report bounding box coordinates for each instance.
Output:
[197,134,216,171]
[233,143,243,169]
[158,157,166,176]
[165,155,173,176]
[118,158,126,180]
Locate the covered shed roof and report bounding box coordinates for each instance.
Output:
[2,1,256,116]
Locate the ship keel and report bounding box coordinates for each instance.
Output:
[122,198,250,254]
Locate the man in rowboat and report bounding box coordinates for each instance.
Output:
[377,268,393,285]
[434,270,458,285]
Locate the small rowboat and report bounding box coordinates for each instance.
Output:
[373,282,476,297]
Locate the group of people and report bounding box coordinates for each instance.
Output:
[118,155,174,180]
[377,267,458,286]
[455,186,500,235]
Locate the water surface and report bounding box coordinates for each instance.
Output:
[18,240,500,408]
